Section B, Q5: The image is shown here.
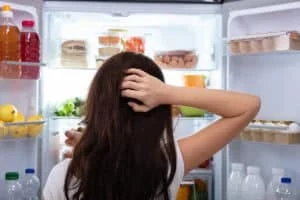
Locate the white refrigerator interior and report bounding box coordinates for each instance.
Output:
[42,2,222,200]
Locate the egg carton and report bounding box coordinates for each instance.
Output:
[239,120,300,144]
[228,31,300,55]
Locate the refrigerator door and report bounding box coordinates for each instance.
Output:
[0,0,43,199]
[222,1,300,200]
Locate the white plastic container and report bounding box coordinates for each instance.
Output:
[227,163,246,200]
[241,166,266,200]
[266,168,285,200]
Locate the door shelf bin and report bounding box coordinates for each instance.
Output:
[227,31,300,56]
[238,120,300,144]
[0,61,46,80]
[0,120,46,140]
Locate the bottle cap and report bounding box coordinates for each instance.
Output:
[247,166,260,174]
[281,177,292,184]
[22,20,35,27]
[2,5,11,12]
[5,172,19,180]
[25,168,35,174]
[232,163,244,171]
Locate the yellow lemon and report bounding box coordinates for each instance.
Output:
[27,115,44,137]
[9,112,28,138]
[0,120,8,138]
[0,104,18,122]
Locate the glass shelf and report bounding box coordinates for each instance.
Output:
[4,120,46,127]
[0,61,46,80]
[189,168,213,175]
[1,61,46,67]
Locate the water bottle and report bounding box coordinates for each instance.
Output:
[241,166,265,200]
[227,163,245,200]
[22,168,40,200]
[5,172,23,200]
[266,168,285,200]
[276,177,295,200]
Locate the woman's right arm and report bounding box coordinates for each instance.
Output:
[121,68,261,174]
[164,87,260,173]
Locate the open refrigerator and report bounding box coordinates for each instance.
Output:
[1,0,300,199]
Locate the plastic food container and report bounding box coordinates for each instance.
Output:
[183,74,206,88]
[60,40,88,68]
[154,50,198,69]
[124,35,145,54]
[98,31,122,46]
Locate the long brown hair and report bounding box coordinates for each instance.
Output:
[64,52,177,200]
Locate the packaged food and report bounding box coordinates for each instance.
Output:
[98,34,121,46]
[154,50,198,69]
[183,74,206,88]
[98,47,122,58]
[60,40,88,68]
[176,181,193,200]
[124,36,145,54]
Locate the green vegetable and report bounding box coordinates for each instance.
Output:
[54,97,85,117]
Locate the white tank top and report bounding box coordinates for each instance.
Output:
[43,141,185,200]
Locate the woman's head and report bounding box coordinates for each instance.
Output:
[64,52,177,200]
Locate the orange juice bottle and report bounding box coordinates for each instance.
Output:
[0,5,21,78]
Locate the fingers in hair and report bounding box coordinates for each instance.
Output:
[126,68,147,77]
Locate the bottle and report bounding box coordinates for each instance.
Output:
[266,168,285,200]
[22,168,40,200]
[276,177,295,200]
[20,20,40,79]
[227,163,245,200]
[5,172,23,200]
[241,166,265,200]
[0,4,21,79]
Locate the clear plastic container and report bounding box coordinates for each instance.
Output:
[154,50,198,69]
[241,166,266,200]
[276,177,296,200]
[227,163,246,200]
[22,168,40,200]
[20,20,40,79]
[60,39,88,68]
[4,172,23,200]
[266,168,285,200]
[0,5,21,79]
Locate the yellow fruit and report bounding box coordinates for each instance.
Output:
[27,115,43,137]
[9,112,28,139]
[10,126,28,138]
[0,104,18,122]
[0,120,8,138]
